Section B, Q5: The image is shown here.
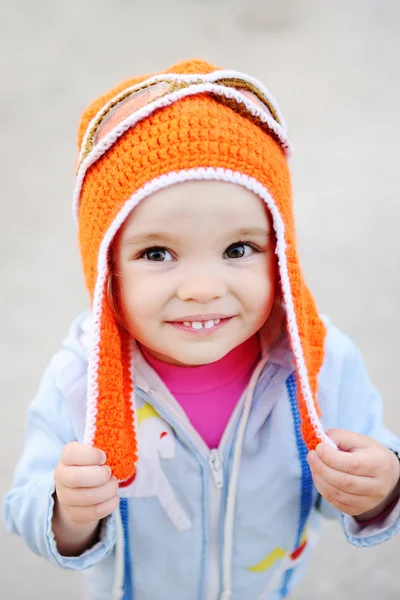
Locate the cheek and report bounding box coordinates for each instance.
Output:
[118,272,164,326]
[238,256,277,315]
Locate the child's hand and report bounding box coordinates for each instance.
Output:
[54,442,119,526]
[307,429,400,519]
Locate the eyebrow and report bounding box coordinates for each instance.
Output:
[122,227,271,248]
[230,227,271,239]
[122,232,180,248]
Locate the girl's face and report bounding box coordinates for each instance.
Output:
[113,180,277,366]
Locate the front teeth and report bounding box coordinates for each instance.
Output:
[182,318,221,330]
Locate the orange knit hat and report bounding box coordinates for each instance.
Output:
[74,59,330,481]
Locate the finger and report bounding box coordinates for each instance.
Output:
[307,451,375,496]
[62,477,119,508]
[62,443,107,467]
[326,429,373,452]
[315,443,377,477]
[311,471,368,515]
[67,495,120,524]
[61,465,112,489]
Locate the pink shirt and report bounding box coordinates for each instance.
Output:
[142,336,260,448]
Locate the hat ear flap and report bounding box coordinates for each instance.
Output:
[85,283,138,481]
[283,254,326,450]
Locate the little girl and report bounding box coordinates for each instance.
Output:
[4,59,400,600]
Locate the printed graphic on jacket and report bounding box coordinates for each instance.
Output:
[248,530,310,599]
[118,402,192,532]
[249,530,307,573]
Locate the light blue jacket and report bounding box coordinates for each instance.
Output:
[4,313,400,600]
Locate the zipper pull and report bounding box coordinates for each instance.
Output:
[209,450,224,488]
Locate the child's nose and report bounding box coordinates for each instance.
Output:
[176,273,227,303]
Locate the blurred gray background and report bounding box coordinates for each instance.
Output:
[1,0,399,598]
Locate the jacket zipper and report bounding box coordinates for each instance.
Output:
[135,386,244,600]
[208,450,224,600]
[209,450,224,489]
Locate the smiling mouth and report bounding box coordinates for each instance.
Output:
[182,318,221,330]
[167,316,233,331]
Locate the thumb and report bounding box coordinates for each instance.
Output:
[326,429,371,453]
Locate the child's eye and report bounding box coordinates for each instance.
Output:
[140,247,174,262]
[224,242,258,259]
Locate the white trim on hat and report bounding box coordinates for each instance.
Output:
[83,167,333,453]
[73,79,292,223]
[78,69,288,166]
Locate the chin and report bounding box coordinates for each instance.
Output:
[174,346,231,366]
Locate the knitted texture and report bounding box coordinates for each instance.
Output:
[74,59,327,480]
